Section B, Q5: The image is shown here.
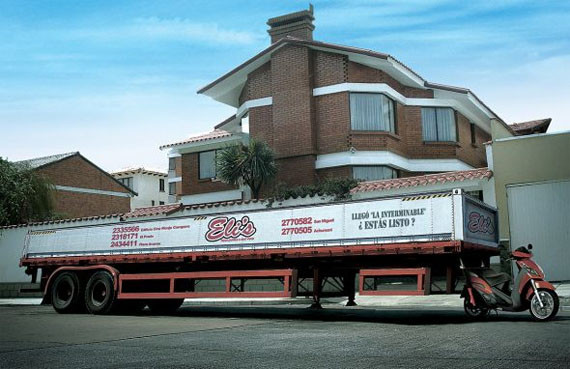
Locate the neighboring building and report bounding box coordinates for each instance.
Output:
[509,118,551,136]
[486,131,570,280]
[111,168,169,209]
[15,152,135,219]
[161,7,521,205]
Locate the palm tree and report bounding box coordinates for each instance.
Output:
[216,139,277,200]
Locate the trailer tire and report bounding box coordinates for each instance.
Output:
[85,271,117,315]
[147,299,184,315]
[51,272,83,314]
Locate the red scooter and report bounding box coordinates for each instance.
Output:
[460,244,559,321]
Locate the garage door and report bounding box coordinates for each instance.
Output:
[507,180,570,281]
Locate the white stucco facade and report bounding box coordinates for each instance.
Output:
[111,168,169,210]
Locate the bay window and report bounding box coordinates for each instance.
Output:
[421,107,456,142]
[352,166,398,181]
[350,93,396,133]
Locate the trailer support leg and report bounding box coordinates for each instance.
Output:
[310,268,322,309]
[345,272,357,306]
[446,265,455,294]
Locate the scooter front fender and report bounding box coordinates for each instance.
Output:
[524,280,556,301]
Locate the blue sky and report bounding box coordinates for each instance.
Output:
[1,0,569,171]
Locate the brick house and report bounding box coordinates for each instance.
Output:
[16,152,135,218]
[161,7,523,205]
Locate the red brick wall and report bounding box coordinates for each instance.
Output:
[271,45,316,164]
[34,155,132,218]
[249,105,274,147]
[275,155,317,186]
[53,191,130,218]
[313,51,347,87]
[455,113,490,168]
[36,155,129,193]
[347,62,433,98]
[239,62,272,105]
[315,93,350,154]
[180,153,237,195]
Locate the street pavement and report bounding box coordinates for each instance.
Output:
[0,304,569,369]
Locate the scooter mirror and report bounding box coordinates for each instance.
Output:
[528,244,533,250]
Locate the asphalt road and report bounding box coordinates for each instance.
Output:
[1,305,569,369]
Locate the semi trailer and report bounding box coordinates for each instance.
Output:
[20,189,499,314]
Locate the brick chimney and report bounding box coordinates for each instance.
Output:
[267,5,315,43]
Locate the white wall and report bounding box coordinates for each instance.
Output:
[0,216,121,283]
[0,228,30,283]
[131,173,169,209]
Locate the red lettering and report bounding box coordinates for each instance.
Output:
[205,216,257,242]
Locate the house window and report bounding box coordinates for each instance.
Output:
[241,113,250,134]
[169,182,176,196]
[199,150,217,179]
[118,177,133,190]
[352,166,398,181]
[421,107,456,142]
[159,178,165,192]
[350,93,395,133]
[470,122,476,144]
[159,201,165,205]
[151,200,155,206]
[168,157,176,171]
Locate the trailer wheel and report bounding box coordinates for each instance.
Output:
[51,272,83,314]
[85,271,116,315]
[147,299,184,314]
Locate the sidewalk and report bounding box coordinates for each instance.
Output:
[2,282,568,309]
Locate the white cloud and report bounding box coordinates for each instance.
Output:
[61,17,261,45]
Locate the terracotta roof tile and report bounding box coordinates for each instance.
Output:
[510,118,551,135]
[351,168,493,194]
[182,199,261,211]
[160,129,234,150]
[123,203,183,219]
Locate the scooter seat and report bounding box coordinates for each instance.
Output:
[481,269,511,287]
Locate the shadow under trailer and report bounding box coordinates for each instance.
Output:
[20,189,509,316]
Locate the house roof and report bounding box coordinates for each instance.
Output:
[159,129,235,150]
[15,152,136,196]
[510,118,551,135]
[351,168,493,194]
[123,203,183,219]
[197,36,514,135]
[111,167,167,177]
[214,114,237,129]
[15,152,78,169]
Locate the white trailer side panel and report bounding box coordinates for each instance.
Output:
[507,180,570,281]
[25,195,457,258]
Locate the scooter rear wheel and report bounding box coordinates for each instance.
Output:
[529,289,559,321]
[464,299,489,319]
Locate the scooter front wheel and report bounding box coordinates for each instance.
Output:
[530,289,559,321]
[464,299,489,319]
